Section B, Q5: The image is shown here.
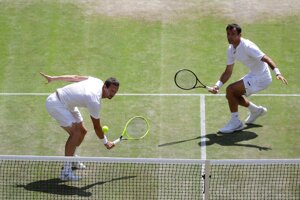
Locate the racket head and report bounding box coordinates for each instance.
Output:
[123,116,150,140]
[174,69,201,90]
[174,69,210,90]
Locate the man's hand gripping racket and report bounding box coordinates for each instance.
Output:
[113,116,150,145]
[174,69,213,91]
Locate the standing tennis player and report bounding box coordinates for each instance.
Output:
[209,24,288,133]
[40,72,119,180]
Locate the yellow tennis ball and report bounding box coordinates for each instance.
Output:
[102,126,109,133]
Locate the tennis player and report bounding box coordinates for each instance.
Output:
[209,24,288,134]
[40,72,119,180]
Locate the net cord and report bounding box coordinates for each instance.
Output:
[0,155,204,164]
[0,156,299,165]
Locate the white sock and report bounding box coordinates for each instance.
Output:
[63,162,72,172]
[74,147,78,157]
[231,112,239,120]
[248,102,259,112]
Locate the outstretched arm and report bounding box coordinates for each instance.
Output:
[261,55,288,85]
[39,72,89,84]
[209,64,234,94]
[90,116,115,150]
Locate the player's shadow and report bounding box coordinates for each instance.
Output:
[200,124,271,151]
[158,124,271,151]
[16,176,136,197]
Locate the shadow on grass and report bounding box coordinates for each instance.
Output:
[158,136,201,147]
[158,124,271,151]
[201,130,271,151]
[16,176,136,197]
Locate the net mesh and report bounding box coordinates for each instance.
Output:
[0,156,299,200]
[0,156,203,200]
[209,162,300,200]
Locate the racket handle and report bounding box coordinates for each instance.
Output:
[113,138,121,145]
[206,86,213,91]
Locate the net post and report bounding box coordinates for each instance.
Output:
[203,160,210,200]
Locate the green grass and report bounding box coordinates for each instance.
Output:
[0,1,299,199]
[206,96,300,159]
[0,1,299,159]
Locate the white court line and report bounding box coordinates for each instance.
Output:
[0,93,299,96]
[200,95,207,200]
[200,95,207,160]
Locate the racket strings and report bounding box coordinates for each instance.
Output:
[126,118,148,139]
[175,70,198,89]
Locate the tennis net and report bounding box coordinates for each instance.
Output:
[0,156,299,200]
[0,155,203,200]
[204,159,300,200]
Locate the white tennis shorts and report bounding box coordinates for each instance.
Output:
[242,72,272,96]
[45,93,83,127]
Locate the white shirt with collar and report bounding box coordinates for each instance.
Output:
[56,76,103,119]
[227,37,271,77]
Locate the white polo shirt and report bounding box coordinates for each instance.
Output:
[56,77,103,119]
[227,38,271,76]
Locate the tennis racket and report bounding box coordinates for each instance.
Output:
[113,116,150,145]
[174,69,212,91]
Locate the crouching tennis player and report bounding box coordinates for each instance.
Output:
[209,24,288,133]
[40,72,119,181]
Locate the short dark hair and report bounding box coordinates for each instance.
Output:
[226,24,242,34]
[105,77,119,87]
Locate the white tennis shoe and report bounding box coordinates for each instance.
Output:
[219,119,244,134]
[245,106,267,124]
[60,170,81,181]
[72,161,86,170]
[73,155,86,170]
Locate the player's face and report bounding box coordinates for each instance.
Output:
[227,28,241,46]
[107,85,119,99]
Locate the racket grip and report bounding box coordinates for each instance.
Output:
[206,86,213,91]
[113,138,121,145]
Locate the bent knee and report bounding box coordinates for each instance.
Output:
[73,123,87,135]
[226,82,245,98]
[226,84,235,98]
[80,127,87,135]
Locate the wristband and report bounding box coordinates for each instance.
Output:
[273,68,281,76]
[215,80,223,88]
[102,135,108,144]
